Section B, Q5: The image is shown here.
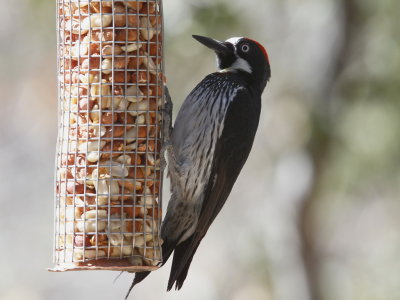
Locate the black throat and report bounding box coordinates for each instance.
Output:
[213,70,261,99]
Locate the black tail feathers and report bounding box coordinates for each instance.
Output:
[167,235,201,291]
[125,238,177,298]
[125,271,151,299]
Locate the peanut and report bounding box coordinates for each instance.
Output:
[124,1,143,11]
[113,3,127,27]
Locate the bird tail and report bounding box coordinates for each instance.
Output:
[125,238,177,298]
[125,271,151,299]
[167,235,202,291]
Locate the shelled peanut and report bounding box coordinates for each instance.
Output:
[55,0,164,266]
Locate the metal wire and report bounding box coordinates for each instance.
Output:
[54,0,164,269]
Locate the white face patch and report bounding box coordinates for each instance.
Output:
[225,37,243,45]
[228,57,252,73]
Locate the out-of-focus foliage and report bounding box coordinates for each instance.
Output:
[0,0,399,300]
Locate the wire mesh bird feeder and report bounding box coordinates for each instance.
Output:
[51,0,165,272]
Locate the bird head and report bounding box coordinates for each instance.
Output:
[193,35,271,92]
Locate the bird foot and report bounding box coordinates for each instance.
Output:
[160,85,173,172]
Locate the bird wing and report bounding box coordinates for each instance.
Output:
[169,82,214,183]
[161,77,220,245]
[168,87,261,290]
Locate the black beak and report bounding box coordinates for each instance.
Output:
[192,35,232,56]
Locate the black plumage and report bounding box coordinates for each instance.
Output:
[126,35,270,297]
[166,72,261,290]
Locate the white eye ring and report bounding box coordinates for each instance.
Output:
[241,44,250,52]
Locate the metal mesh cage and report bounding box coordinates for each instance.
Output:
[52,0,165,272]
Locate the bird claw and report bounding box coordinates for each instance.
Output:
[162,85,173,144]
[160,85,173,172]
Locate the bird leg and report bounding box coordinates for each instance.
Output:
[160,85,173,172]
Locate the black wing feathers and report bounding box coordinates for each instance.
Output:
[167,88,261,290]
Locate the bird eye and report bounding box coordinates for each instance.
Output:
[241,44,250,53]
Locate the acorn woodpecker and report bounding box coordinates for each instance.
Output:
[126,35,270,297]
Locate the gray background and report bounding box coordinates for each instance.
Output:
[1,0,399,299]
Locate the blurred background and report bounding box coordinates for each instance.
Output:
[1,0,400,299]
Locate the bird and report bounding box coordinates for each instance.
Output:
[126,35,271,297]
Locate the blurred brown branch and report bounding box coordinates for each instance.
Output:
[298,0,363,299]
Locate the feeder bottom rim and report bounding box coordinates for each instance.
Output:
[48,259,160,272]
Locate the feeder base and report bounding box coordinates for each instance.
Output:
[48,258,159,272]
